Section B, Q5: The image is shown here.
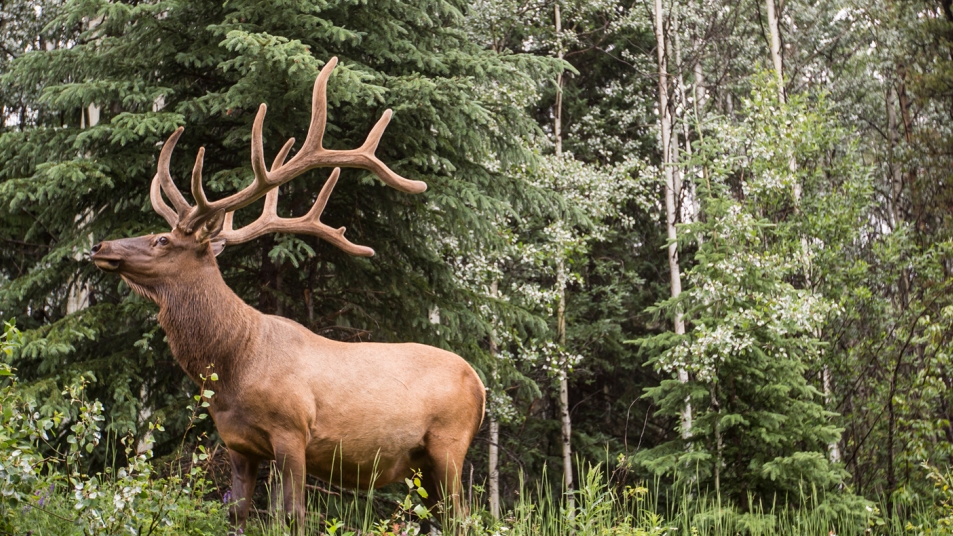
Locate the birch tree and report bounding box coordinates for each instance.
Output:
[653,0,692,439]
[551,1,576,511]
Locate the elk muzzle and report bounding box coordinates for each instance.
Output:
[91,241,122,271]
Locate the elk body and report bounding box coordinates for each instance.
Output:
[90,58,485,532]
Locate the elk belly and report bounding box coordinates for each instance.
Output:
[303,435,426,489]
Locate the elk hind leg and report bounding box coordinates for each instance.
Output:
[423,439,469,522]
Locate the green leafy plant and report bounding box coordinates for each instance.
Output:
[0,321,225,534]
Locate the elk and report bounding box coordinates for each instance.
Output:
[90,57,485,533]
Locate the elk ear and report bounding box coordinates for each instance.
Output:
[210,237,226,257]
[194,209,226,243]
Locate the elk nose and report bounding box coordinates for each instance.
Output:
[91,243,103,254]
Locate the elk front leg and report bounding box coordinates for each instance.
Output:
[227,450,260,532]
[274,440,308,535]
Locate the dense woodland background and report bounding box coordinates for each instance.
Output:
[2,0,953,531]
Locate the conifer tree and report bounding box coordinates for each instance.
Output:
[0,0,558,455]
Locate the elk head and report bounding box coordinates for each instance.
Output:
[91,57,426,294]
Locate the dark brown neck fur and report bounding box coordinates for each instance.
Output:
[149,263,259,388]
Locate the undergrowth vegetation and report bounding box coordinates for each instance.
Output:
[2,318,949,536]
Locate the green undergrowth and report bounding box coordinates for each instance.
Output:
[1,321,949,535]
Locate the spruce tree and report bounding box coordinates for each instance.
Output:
[0,0,558,456]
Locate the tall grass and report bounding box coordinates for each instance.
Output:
[237,459,936,535]
[8,456,944,535]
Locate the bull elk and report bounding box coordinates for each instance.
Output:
[90,57,486,532]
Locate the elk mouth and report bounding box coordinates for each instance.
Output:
[92,257,121,271]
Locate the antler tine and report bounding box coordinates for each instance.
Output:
[176,56,426,253]
[349,108,427,194]
[219,188,278,244]
[190,147,211,223]
[152,127,193,226]
[306,166,339,222]
[273,137,295,171]
[218,136,294,241]
[218,168,375,257]
[172,102,281,232]
[150,176,179,228]
[264,58,426,194]
[249,103,273,191]
[300,56,335,154]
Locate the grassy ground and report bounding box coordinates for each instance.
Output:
[6,459,945,536]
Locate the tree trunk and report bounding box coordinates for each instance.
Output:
[672,11,699,226]
[488,418,500,518]
[765,0,785,103]
[692,33,707,118]
[710,382,722,494]
[554,4,575,512]
[691,32,707,231]
[896,64,914,144]
[554,3,563,159]
[557,259,574,512]
[488,280,501,519]
[887,353,901,520]
[259,235,279,314]
[654,0,692,438]
[823,367,840,462]
[887,85,903,228]
[68,105,101,315]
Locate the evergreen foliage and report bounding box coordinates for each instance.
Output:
[0,0,559,455]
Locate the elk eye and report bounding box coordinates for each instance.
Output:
[157,236,169,246]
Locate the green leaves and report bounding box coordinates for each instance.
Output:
[635,73,865,503]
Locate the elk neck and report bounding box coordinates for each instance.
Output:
[152,260,259,387]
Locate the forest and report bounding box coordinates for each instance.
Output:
[1,0,953,534]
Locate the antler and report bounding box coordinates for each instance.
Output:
[149,56,426,255]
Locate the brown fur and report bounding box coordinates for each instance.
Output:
[91,226,485,532]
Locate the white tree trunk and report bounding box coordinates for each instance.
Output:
[559,375,573,508]
[554,3,563,159]
[556,259,574,511]
[710,383,722,494]
[765,0,785,103]
[68,105,101,315]
[690,32,706,232]
[488,280,501,519]
[654,0,691,439]
[823,367,840,462]
[692,34,707,117]
[553,4,575,511]
[488,418,500,517]
[672,11,695,225]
